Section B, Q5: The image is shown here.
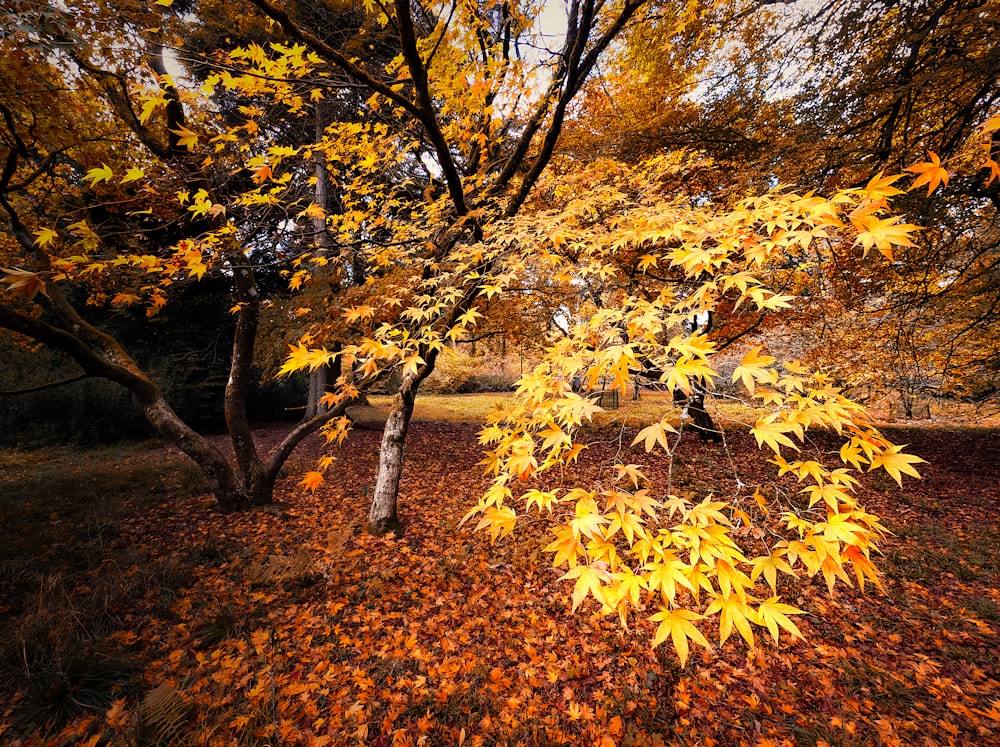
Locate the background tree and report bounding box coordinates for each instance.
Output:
[566,0,1000,409]
[0,0,380,509]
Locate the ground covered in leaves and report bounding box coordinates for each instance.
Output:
[1,417,998,746]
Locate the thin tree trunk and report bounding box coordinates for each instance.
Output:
[134,385,252,510]
[688,394,722,442]
[305,344,341,419]
[305,367,326,419]
[367,382,415,535]
[225,264,270,504]
[368,345,442,534]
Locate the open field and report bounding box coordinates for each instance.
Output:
[1,397,998,746]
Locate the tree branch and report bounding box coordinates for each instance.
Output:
[391,0,468,215]
[0,374,90,396]
[245,0,425,121]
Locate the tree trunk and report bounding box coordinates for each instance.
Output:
[225,265,270,505]
[305,345,341,419]
[368,348,440,534]
[368,386,414,535]
[305,367,326,420]
[688,395,722,441]
[674,378,721,442]
[135,386,253,511]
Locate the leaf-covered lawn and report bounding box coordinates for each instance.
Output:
[1,423,998,746]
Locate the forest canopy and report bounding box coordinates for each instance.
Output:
[1,0,998,669]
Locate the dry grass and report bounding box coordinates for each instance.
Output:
[356,393,517,425]
[359,390,998,432]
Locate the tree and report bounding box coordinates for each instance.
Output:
[440,1,1000,660]
[572,0,1000,406]
[1,0,662,521]
[459,154,951,664]
[0,0,368,510]
[254,0,660,532]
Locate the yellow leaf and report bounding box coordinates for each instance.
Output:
[524,489,559,515]
[706,593,756,649]
[905,151,949,196]
[299,203,327,221]
[111,292,142,305]
[614,463,647,488]
[749,552,795,593]
[755,596,805,643]
[121,167,145,184]
[751,417,801,454]
[732,346,776,395]
[869,444,926,487]
[840,438,870,470]
[562,563,610,611]
[650,607,712,667]
[544,526,583,568]
[343,305,376,324]
[169,125,199,150]
[862,171,905,199]
[32,227,59,246]
[637,253,659,271]
[473,504,518,542]
[854,214,922,259]
[645,559,696,605]
[631,418,676,453]
[299,471,324,492]
[139,95,166,125]
[84,163,114,185]
[279,342,317,376]
[980,114,1000,134]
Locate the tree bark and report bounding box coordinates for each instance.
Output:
[687,393,722,442]
[368,345,442,534]
[305,347,341,419]
[225,264,270,504]
[367,382,415,535]
[673,378,721,442]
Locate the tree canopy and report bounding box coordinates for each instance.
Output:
[1,0,998,667]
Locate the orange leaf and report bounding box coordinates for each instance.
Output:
[905,151,949,196]
[299,471,324,492]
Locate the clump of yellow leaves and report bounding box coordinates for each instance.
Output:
[462,156,930,666]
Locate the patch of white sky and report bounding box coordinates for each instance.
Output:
[685,0,836,107]
[531,0,570,53]
[161,0,573,183]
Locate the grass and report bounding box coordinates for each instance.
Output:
[0,442,208,737]
[361,393,517,424]
[360,390,766,434]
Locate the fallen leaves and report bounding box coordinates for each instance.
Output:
[1,423,997,746]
